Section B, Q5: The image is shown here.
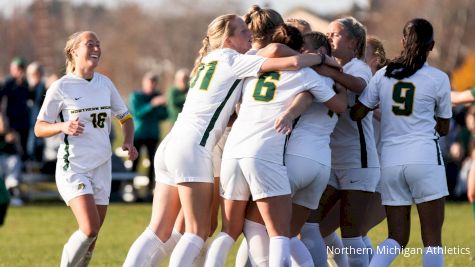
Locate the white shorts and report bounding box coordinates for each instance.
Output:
[155,134,214,186]
[380,164,448,206]
[328,167,380,192]
[56,159,111,206]
[212,127,231,177]
[220,158,291,201]
[286,155,331,209]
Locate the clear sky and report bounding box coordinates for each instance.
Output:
[0,0,369,17]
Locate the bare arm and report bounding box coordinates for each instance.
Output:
[435,117,450,137]
[34,117,84,138]
[323,86,347,114]
[274,92,313,135]
[258,43,299,58]
[468,149,475,202]
[350,101,372,121]
[120,118,138,160]
[451,89,475,105]
[315,65,367,93]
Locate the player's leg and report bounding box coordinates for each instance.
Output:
[417,198,445,267]
[361,191,386,262]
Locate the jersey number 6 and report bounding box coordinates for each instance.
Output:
[392,81,415,116]
[253,71,280,102]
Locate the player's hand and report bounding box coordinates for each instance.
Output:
[324,55,341,70]
[122,143,138,160]
[61,117,84,136]
[315,64,340,77]
[274,111,294,135]
[151,95,167,107]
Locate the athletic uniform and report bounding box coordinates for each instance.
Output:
[358,63,451,205]
[329,58,380,191]
[221,68,335,201]
[37,72,131,205]
[285,76,337,209]
[154,48,265,185]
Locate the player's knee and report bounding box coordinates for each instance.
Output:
[81,222,100,237]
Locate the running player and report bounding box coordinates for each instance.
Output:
[123,14,331,267]
[310,16,380,267]
[216,24,346,267]
[34,31,137,267]
[351,18,451,267]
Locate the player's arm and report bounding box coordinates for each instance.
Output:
[314,65,366,93]
[323,85,347,114]
[274,92,313,135]
[435,117,450,137]
[350,101,372,121]
[119,116,138,160]
[258,53,339,73]
[468,148,475,202]
[451,88,475,105]
[34,118,84,137]
[258,43,299,58]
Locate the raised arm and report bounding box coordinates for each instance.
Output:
[315,65,367,93]
[451,88,475,105]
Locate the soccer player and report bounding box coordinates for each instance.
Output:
[123,14,330,267]
[34,31,138,267]
[216,24,346,267]
[308,16,380,267]
[351,18,451,267]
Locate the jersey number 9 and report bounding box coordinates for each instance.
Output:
[392,81,415,116]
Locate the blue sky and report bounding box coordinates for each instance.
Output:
[0,0,369,17]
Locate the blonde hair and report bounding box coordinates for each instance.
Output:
[366,36,388,70]
[64,31,97,74]
[244,5,283,45]
[335,17,366,59]
[285,18,312,34]
[191,14,237,76]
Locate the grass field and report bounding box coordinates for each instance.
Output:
[0,202,474,266]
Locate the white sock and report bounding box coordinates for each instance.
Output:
[341,236,368,267]
[362,235,374,262]
[169,232,204,267]
[368,238,400,267]
[300,223,327,267]
[269,236,290,267]
[324,232,348,267]
[123,227,167,267]
[162,229,182,258]
[204,232,235,267]
[290,236,314,267]
[60,230,96,267]
[423,246,443,267]
[193,237,212,267]
[78,251,93,267]
[243,219,269,267]
[235,238,252,267]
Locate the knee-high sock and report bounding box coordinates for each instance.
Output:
[324,232,348,267]
[60,230,96,267]
[422,246,443,267]
[300,223,328,267]
[290,236,314,267]
[243,219,269,267]
[368,238,400,267]
[169,233,204,267]
[362,235,374,262]
[341,236,368,267]
[77,251,93,267]
[235,238,252,267]
[269,236,290,267]
[204,232,235,267]
[123,227,167,267]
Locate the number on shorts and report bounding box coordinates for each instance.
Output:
[392,81,415,116]
[91,112,107,128]
[189,61,218,90]
[253,71,280,102]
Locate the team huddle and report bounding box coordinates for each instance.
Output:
[35,4,451,267]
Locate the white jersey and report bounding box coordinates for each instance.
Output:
[330,58,379,169]
[37,73,130,172]
[358,63,452,167]
[171,48,265,151]
[285,76,337,166]
[224,68,336,164]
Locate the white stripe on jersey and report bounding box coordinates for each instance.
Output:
[330,58,379,169]
[171,48,266,151]
[358,63,452,167]
[37,72,129,172]
[223,68,335,164]
[285,76,337,166]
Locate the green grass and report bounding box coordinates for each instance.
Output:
[0,202,474,266]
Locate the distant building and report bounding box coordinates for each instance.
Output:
[284,7,330,32]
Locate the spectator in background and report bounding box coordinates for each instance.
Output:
[26,62,47,162]
[129,72,168,193]
[0,57,30,160]
[167,68,189,124]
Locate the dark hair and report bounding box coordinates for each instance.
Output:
[385,18,434,79]
[271,24,303,51]
[303,31,331,56]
